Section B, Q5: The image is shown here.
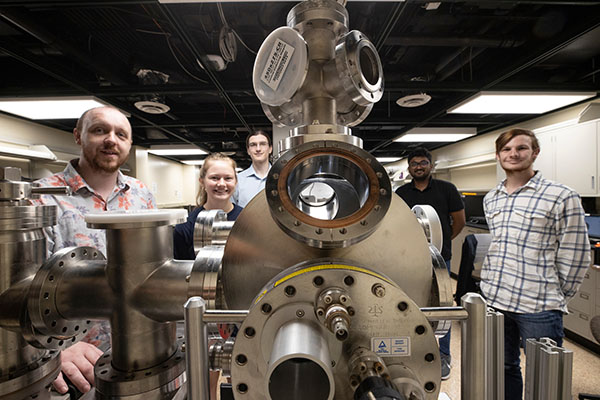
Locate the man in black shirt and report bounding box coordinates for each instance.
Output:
[395,147,465,380]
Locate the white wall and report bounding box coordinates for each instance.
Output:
[132,147,198,207]
[0,113,79,179]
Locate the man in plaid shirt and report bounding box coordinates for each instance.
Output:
[481,128,590,400]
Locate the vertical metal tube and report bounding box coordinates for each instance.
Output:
[559,350,573,400]
[184,297,209,400]
[486,308,504,400]
[539,348,559,400]
[105,225,177,370]
[524,339,538,400]
[461,293,487,400]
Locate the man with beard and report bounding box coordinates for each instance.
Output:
[35,106,156,396]
[395,147,465,380]
[482,128,589,399]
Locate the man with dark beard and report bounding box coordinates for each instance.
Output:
[395,147,465,380]
[35,106,156,396]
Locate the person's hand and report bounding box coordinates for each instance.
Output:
[53,341,104,394]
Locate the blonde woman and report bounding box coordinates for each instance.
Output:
[173,153,242,260]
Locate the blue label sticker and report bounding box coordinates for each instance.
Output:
[371,337,410,357]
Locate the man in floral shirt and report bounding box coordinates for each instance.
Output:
[35,106,156,396]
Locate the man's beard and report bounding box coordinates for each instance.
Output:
[84,147,125,174]
[412,172,430,182]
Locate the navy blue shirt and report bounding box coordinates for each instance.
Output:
[395,178,463,261]
[173,204,243,260]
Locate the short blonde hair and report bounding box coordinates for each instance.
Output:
[196,153,238,207]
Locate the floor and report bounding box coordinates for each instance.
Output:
[439,319,600,400]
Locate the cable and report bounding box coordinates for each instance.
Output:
[140,4,208,83]
[217,3,237,63]
[232,29,257,56]
[166,36,208,83]
[216,3,258,60]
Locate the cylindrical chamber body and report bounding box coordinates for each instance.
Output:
[104,225,177,371]
[0,199,60,399]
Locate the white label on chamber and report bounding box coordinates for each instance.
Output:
[371,337,411,357]
[261,38,295,91]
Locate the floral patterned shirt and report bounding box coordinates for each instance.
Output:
[34,159,156,346]
[35,159,156,256]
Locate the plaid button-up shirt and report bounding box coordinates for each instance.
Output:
[481,172,590,314]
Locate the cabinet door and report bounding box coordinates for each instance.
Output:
[534,131,555,180]
[554,121,597,195]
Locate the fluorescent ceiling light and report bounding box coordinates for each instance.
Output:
[0,97,110,119]
[448,92,596,114]
[148,145,207,156]
[377,157,401,163]
[0,144,57,161]
[394,127,476,142]
[182,160,206,165]
[397,133,475,142]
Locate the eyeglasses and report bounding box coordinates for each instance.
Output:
[409,160,430,168]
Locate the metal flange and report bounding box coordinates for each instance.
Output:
[26,247,103,350]
[428,245,453,338]
[265,140,391,249]
[412,205,443,254]
[231,261,441,400]
[94,338,186,398]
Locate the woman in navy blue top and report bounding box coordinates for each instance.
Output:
[173,153,243,260]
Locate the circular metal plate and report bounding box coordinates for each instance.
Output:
[27,247,104,350]
[85,209,187,230]
[230,262,440,399]
[253,26,309,107]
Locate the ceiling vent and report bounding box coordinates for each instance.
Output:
[134,69,171,114]
[134,100,170,114]
[396,93,432,108]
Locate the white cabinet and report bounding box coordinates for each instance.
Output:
[529,120,599,196]
[554,121,598,196]
[534,130,555,180]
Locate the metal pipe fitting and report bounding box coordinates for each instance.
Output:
[84,210,186,373]
[266,320,335,400]
[193,209,235,253]
[324,305,350,341]
[253,0,383,143]
[209,337,235,377]
[0,167,64,399]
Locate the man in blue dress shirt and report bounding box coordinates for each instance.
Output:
[233,130,272,207]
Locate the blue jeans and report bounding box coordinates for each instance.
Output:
[439,260,452,356]
[501,309,563,400]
